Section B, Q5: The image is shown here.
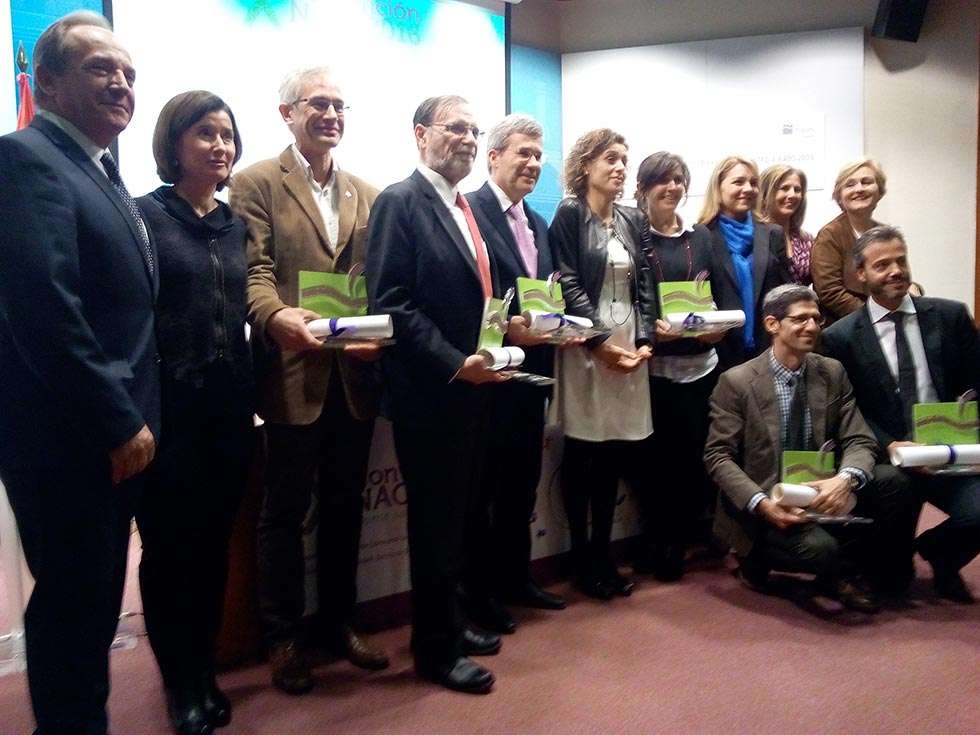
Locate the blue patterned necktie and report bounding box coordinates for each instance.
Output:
[100,151,154,276]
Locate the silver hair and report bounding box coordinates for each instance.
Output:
[279,66,333,105]
[854,224,905,266]
[34,11,113,106]
[486,114,543,153]
[762,284,817,320]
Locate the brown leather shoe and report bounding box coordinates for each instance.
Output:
[269,640,313,695]
[332,626,390,670]
[833,578,881,614]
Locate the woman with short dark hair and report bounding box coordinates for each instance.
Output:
[136,90,254,735]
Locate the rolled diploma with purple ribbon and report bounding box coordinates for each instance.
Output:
[307,315,393,340]
[889,444,980,468]
[523,310,593,333]
[771,482,857,513]
[665,309,745,332]
[479,346,525,371]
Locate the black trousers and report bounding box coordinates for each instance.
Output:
[907,471,980,572]
[646,370,719,550]
[136,370,255,690]
[394,411,489,666]
[465,384,546,599]
[748,463,919,587]
[561,435,652,573]
[2,455,136,735]
[257,378,374,645]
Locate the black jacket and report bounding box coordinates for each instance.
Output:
[820,296,980,450]
[548,196,654,347]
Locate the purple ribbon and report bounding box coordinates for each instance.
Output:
[682,312,706,329]
[328,318,348,337]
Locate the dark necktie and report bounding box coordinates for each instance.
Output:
[786,375,810,451]
[888,311,918,435]
[100,151,154,276]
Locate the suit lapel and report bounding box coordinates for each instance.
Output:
[279,149,331,255]
[748,355,781,457]
[913,298,946,397]
[751,224,769,305]
[33,118,155,287]
[475,184,527,278]
[855,306,899,397]
[333,169,357,262]
[411,171,482,291]
[806,354,828,448]
[527,207,553,276]
[708,224,739,293]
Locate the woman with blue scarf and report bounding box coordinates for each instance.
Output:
[696,157,790,369]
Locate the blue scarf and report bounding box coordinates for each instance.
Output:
[718,213,756,350]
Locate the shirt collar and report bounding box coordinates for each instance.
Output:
[867,293,916,324]
[487,178,520,215]
[649,213,693,238]
[36,109,107,168]
[290,144,336,191]
[768,348,806,383]
[416,163,458,209]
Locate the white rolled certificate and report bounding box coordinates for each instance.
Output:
[479,346,525,371]
[523,310,594,333]
[771,482,857,514]
[308,315,393,340]
[665,310,745,333]
[889,443,980,468]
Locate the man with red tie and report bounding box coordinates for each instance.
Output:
[366,95,506,694]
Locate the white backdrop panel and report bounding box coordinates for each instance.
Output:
[112,0,505,197]
[562,28,864,234]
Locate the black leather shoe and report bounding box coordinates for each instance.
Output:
[503,581,566,610]
[466,597,517,634]
[415,656,495,694]
[832,578,881,614]
[166,687,213,735]
[198,672,231,728]
[461,627,502,656]
[603,567,635,596]
[575,572,614,601]
[734,560,771,594]
[933,569,976,604]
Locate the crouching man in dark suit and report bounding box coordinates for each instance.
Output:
[366,96,507,694]
[705,285,914,613]
[0,12,159,734]
[821,225,980,603]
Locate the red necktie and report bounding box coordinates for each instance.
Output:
[456,193,493,299]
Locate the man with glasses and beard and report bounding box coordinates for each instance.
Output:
[366,95,506,694]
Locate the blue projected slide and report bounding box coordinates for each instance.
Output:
[112,0,505,196]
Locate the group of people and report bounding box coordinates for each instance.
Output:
[0,12,978,735]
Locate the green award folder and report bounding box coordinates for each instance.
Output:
[913,401,979,445]
[478,297,508,350]
[298,268,368,318]
[781,450,836,484]
[517,276,565,314]
[657,280,714,315]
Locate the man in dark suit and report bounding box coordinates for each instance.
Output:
[366,95,506,694]
[0,12,159,734]
[821,225,980,603]
[705,285,914,613]
[462,114,567,634]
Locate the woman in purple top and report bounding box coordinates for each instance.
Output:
[758,165,814,286]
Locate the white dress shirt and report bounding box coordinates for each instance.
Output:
[291,144,339,249]
[416,163,476,259]
[36,109,108,176]
[867,294,938,404]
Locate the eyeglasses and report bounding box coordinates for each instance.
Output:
[292,97,350,115]
[429,122,484,139]
[781,314,825,327]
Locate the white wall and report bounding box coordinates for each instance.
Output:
[865,0,978,309]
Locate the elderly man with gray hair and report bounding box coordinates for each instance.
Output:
[461,114,567,635]
[230,66,389,695]
[705,284,915,614]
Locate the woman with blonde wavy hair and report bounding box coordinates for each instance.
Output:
[697,156,790,369]
[758,164,813,286]
[548,128,655,600]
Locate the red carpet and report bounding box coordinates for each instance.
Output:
[1,511,978,734]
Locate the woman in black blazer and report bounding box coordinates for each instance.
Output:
[136,91,255,735]
[696,156,790,369]
[549,128,655,600]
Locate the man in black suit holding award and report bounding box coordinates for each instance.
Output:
[463,114,567,634]
[0,12,159,733]
[822,225,980,603]
[366,95,507,694]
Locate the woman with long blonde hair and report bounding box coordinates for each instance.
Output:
[758,164,813,286]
